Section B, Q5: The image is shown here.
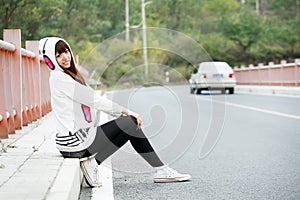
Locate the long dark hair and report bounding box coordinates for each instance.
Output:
[55,40,86,85]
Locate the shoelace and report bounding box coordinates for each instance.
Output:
[168,168,180,176]
[160,167,180,178]
[92,167,98,181]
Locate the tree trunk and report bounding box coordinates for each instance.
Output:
[296,0,300,17]
[256,0,262,15]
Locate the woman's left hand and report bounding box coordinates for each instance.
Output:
[124,111,142,129]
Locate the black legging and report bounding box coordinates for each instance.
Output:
[86,115,164,167]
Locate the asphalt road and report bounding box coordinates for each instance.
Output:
[80,85,300,200]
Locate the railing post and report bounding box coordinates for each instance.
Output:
[22,53,34,124]
[26,41,42,120]
[295,59,300,86]
[3,29,22,133]
[0,50,9,138]
[22,57,29,126]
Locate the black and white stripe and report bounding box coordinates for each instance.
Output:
[56,128,90,147]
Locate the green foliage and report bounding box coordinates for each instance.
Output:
[200,33,238,65]
[220,11,264,64]
[1,0,300,87]
[204,0,240,16]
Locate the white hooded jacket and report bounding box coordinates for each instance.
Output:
[39,37,136,152]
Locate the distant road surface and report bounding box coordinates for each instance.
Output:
[80,85,300,200]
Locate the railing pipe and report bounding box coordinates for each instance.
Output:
[234,59,300,86]
[21,48,35,58]
[0,40,16,51]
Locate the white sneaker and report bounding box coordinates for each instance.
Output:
[153,166,191,183]
[80,153,102,187]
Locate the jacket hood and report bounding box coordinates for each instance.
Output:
[39,37,73,71]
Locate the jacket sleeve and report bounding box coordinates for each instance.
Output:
[52,72,138,117]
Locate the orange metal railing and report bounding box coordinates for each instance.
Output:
[0,29,51,138]
[234,60,300,86]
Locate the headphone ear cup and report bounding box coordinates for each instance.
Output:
[43,55,55,70]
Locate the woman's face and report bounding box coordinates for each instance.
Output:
[55,49,71,69]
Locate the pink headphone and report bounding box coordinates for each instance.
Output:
[42,39,55,70]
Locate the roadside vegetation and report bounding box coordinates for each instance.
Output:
[1,0,299,87]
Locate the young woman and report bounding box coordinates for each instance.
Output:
[39,37,191,187]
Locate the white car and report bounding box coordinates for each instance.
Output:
[189,62,236,94]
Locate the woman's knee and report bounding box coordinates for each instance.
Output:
[116,115,139,136]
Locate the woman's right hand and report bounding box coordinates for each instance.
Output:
[134,115,142,129]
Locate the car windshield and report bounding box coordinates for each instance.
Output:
[199,62,231,72]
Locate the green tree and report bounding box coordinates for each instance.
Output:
[204,0,240,16]
[221,11,263,64]
[1,0,300,85]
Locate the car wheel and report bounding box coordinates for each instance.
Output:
[221,88,226,94]
[229,88,234,94]
[196,89,202,95]
[190,87,195,94]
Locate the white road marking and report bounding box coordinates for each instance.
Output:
[223,101,300,120]
[198,96,300,120]
[91,158,114,200]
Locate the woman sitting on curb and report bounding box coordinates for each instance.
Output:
[39,37,191,187]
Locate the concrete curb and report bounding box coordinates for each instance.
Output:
[235,85,300,96]
[46,159,83,200]
[90,158,114,200]
[87,94,114,199]
[47,91,113,200]
[48,92,114,200]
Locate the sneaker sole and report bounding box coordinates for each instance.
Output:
[153,176,191,183]
[79,153,97,162]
